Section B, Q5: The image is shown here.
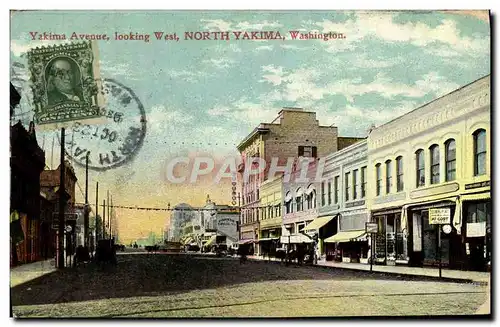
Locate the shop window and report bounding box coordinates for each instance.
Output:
[385,160,392,194]
[361,167,367,198]
[416,149,425,187]
[334,176,340,203]
[430,144,440,184]
[353,169,359,200]
[466,202,490,224]
[345,172,350,201]
[327,181,332,205]
[375,163,382,196]
[445,139,456,181]
[473,129,487,176]
[396,156,404,192]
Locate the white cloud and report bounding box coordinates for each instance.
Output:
[200,19,232,31]
[235,20,283,30]
[255,45,273,52]
[415,72,461,97]
[315,13,489,56]
[167,70,207,82]
[350,53,402,69]
[207,97,281,126]
[203,58,235,69]
[147,105,194,132]
[280,44,307,50]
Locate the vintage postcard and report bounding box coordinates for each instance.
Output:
[9,10,491,318]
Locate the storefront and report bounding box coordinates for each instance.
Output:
[371,207,407,265]
[304,214,338,259]
[459,192,491,271]
[258,227,281,256]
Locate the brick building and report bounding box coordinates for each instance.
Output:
[236,108,362,254]
[10,120,46,265]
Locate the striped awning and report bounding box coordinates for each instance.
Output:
[324,230,367,243]
[461,193,490,202]
[239,239,254,244]
[304,215,335,231]
[258,237,279,242]
[182,237,194,245]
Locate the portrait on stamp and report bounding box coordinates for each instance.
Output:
[45,57,84,105]
[27,41,104,126]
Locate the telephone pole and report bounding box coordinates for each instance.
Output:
[95,182,99,242]
[109,194,113,240]
[102,199,106,239]
[57,128,66,269]
[107,190,110,240]
[84,153,89,247]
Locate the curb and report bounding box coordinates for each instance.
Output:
[246,257,487,286]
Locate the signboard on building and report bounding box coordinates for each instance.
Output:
[467,222,486,237]
[429,208,451,225]
[365,222,378,233]
[465,180,490,190]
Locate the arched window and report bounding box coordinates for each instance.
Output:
[430,144,440,184]
[396,156,404,192]
[385,160,392,194]
[416,150,425,187]
[473,129,487,176]
[375,164,382,196]
[296,188,304,212]
[445,139,456,181]
[284,192,292,214]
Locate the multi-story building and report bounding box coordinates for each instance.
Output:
[10,120,45,265]
[40,160,78,259]
[167,203,196,242]
[280,160,320,252]
[367,75,490,271]
[257,175,283,255]
[237,108,359,254]
[312,139,369,263]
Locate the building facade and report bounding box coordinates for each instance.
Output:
[257,175,283,255]
[10,121,46,265]
[308,139,369,263]
[367,75,490,271]
[237,108,341,254]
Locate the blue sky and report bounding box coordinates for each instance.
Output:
[10,10,490,241]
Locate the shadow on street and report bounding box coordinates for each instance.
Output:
[10,253,467,307]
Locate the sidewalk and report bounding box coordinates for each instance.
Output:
[10,259,57,288]
[247,255,490,284]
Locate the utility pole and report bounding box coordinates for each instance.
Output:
[109,194,113,240]
[95,182,99,242]
[102,199,106,239]
[57,128,66,269]
[107,190,110,239]
[84,153,89,248]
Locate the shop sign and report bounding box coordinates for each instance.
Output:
[429,208,450,225]
[467,222,486,237]
[465,181,490,190]
[365,222,378,233]
[346,200,365,208]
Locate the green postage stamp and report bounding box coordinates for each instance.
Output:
[27,41,104,126]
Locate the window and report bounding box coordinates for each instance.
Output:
[430,145,440,184]
[334,176,340,203]
[285,192,292,214]
[296,189,303,212]
[298,146,317,158]
[361,167,367,198]
[445,139,456,181]
[353,169,358,200]
[345,172,350,201]
[474,129,487,176]
[416,150,425,187]
[466,202,490,224]
[385,160,392,194]
[396,156,404,192]
[327,181,332,205]
[321,182,325,206]
[375,164,382,196]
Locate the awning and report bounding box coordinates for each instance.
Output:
[205,235,216,247]
[304,215,335,231]
[324,230,367,243]
[285,192,292,202]
[182,237,194,245]
[258,237,279,242]
[306,184,315,195]
[239,239,254,244]
[461,193,491,202]
[296,188,304,197]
